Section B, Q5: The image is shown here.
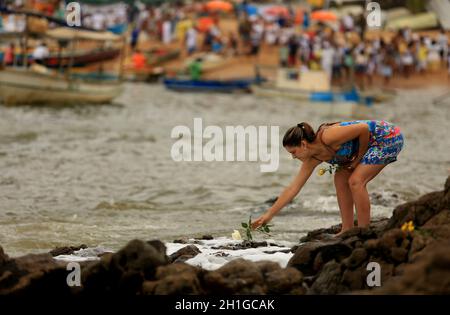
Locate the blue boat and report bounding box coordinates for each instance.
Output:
[163,77,264,93]
[310,88,374,106]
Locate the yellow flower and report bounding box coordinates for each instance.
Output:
[231,230,242,240]
[401,221,415,233]
[318,168,326,176]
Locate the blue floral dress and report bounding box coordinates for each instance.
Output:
[323,120,404,166]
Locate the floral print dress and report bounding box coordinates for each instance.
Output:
[326,120,404,166]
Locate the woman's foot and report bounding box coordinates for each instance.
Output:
[334,227,352,238]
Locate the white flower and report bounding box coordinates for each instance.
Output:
[231,230,242,240]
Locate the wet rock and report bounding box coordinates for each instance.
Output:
[0,246,9,266]
[299,224,341,242]
[202,259,265,294]
[49,244,88,257]
[341,267,366,290]
[169,245,201,263]
[211,240,268,250]
[342,248,368,270]
[386,178,449,230]
[390,247,408,264]
[142,263,204,295]
[288,241,352,276]
[308,260,345,294]
[0,253,72,295]
[173,239,189,244]
[265,266,304,294]
[195,235,213,240]
[81,239,169,294]
[374,241,450,294]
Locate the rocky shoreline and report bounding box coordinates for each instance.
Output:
[1,176,449,295]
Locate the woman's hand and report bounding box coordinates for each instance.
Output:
[251,212,273,230]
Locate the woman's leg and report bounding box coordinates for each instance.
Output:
[334,169,355,233]
[348,164,386,228]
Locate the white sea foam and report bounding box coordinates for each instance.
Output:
[53,238,295,270]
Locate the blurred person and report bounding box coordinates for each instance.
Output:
[131,49,147,70]
[401,44,414,78]
[162,16,172,44]
[92,11,106,31]
[416,38,428,74]
[279,45,288,67]
[321,41,334,80]
[437,30,448,64]
[287,34,299,66]
[130,26,140,50]
[185,25,198,55]
[4,42,15,66]
[32,42,49,64]
[251,121,404,236]
[188,57,202,80]
[332,44,344,86]
[354,48,367,90]
[380,49,394,86]
[228,32,238,56]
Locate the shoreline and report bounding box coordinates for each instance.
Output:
[1,175,449,295]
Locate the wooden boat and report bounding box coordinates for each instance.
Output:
[183,53,230,73]
[0,67,123,105]
[14,48,121,68]
[43,48,121,68]
[0,21,125,106]
[145,48,181,66]
[163,77,263,93]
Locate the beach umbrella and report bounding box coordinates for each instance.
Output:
[311,10,338,22]
[205,0,233,12]
[261,5,289,17]
[197,17,214,32]
[245,4,258,16]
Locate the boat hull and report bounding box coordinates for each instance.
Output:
[163,78,254,93]
[0,69,123,105]
[251,84,374,118]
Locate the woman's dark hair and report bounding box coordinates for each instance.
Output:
[282,122,316,147]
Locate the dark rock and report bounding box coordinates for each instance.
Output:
[202,259,265,294]
[169,245,201,263]
[0,253,72,295]
[386,178,449,230]
[0,246,9,266]
[374,241,450,294]
[265,267,304,294]
[341,267,366,290]
[142,263,203,295]
[81,239,169,294]
[288,241,352,276]
[49,244,88,257]
[343,248,368,270]
[212,240,268,251]
[173,239,189,244]
[308,260,345,294]
[195,235,213,240]
[299,224,342,242]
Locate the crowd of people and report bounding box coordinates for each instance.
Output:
[1,0,450,86]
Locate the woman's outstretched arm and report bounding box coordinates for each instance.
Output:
[251,158,321,229]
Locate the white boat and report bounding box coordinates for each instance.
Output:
[0,67,123,105]
[251,68,376,118]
